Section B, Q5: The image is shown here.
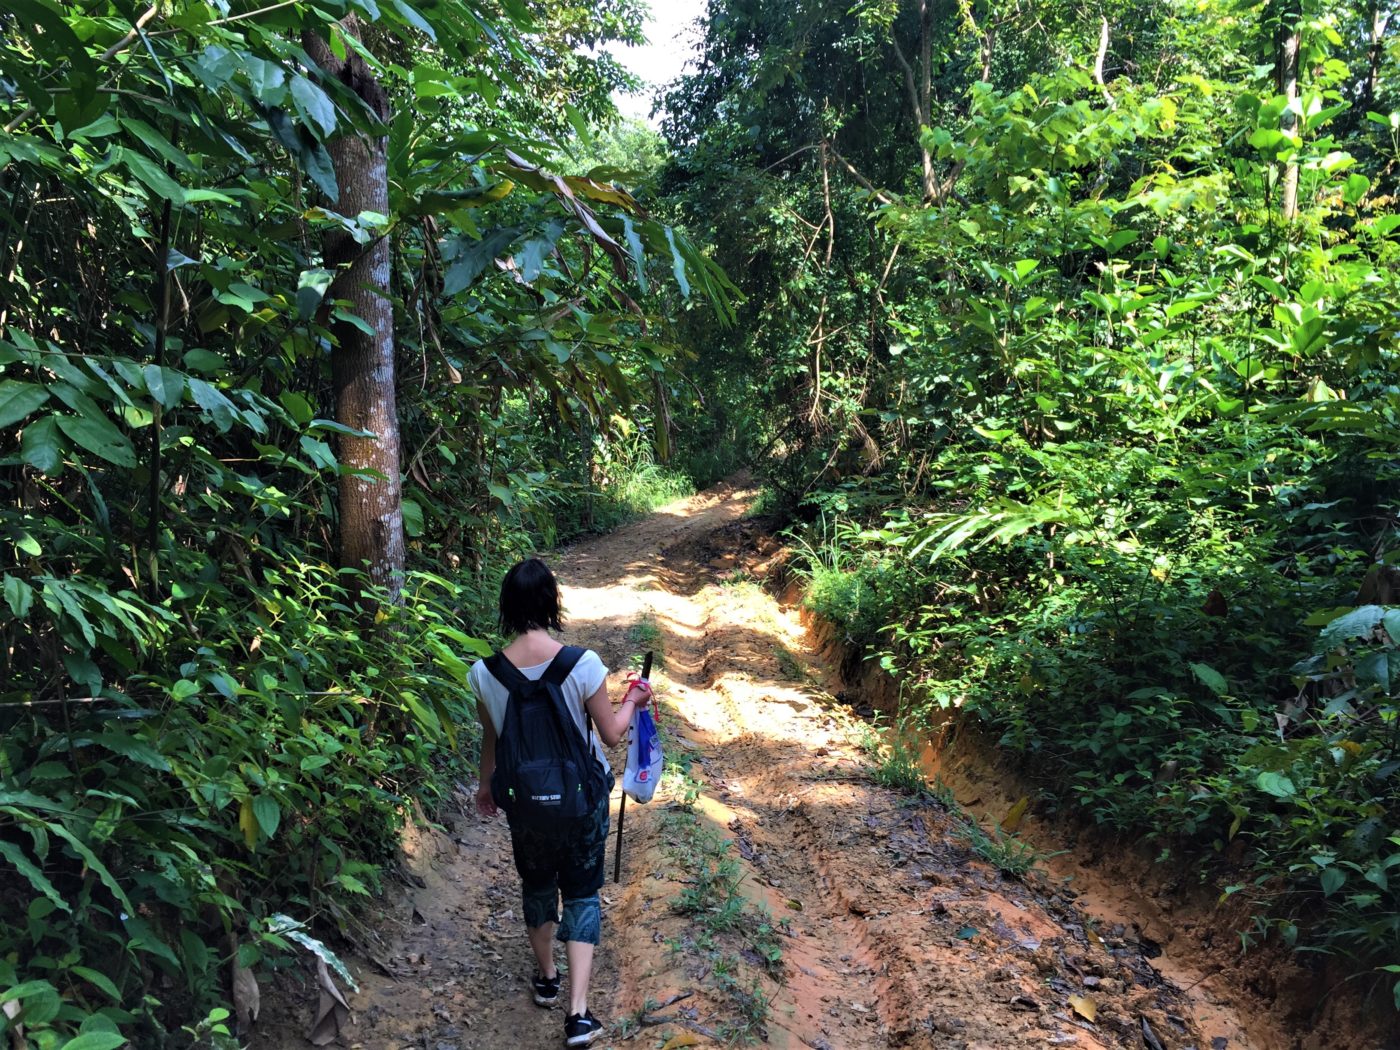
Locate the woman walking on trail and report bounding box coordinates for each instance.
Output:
[470,557,651,1048]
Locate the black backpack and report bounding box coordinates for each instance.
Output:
[486,646,608,827]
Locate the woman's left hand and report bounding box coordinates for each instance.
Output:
[624,677,652,710]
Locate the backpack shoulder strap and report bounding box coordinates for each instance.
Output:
[541,645,585,688]
[484,651,529,693]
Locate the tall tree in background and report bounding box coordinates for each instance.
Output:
[304,21,405,598]
[1275,0,1303,218]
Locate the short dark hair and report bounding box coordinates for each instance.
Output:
[498,558,563,636]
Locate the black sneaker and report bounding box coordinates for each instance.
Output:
[531,969,560,1007]
[563,1010,603,1046]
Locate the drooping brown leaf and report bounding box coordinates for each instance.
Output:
[308,957,352,1046]
[232,960,260,1029]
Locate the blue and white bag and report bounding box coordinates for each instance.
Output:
[621,705,663,803]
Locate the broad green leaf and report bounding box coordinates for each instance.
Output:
[299,435,336,470]
[82,731,170,772]
[621,215,648,294]
[182,349,226,374]
[280,390,316,425]
[389,0,437,40]
[291,76,337,137]
[242,56,288,104]
[55,413,137,468]
[402,498,424,537]
[0,979,61,1026]
[296,268,335,320]
[1342,173,1369,205]
[67,967,120,1003]
[187,378,238,432]
[1255,771,1296,799]
[443,227,520,295]
[0,380,50,428]
[1320,866,1345,897]
[1190,662,1228,696]
[119,149,185,203]
[664,226,690,298]
[143,365,185,410]
[58,1033,127,1050]
[1383,610,1400,645]
[119,118,195,172]
[19,415,63,474]
[46,823,132,913]
[331,307,376,336]
[3,575,34,617]
[1319,606,1385,651]
[252,795,281,838]
[0,841,71,914]
[301,139,339,200]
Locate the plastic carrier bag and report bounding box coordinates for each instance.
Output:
[621,705,663,803]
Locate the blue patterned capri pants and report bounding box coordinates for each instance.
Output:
[508,793,610,945]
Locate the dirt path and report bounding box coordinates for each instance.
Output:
[259,476,1241,1050]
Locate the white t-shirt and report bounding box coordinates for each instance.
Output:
[469,648,611,773]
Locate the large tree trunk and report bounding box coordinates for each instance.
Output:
[304,22,405,600]
[1275,0,1301,220]
[892,0,937,200]
[1361,2,1392,114]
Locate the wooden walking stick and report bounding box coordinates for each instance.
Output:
[615,650,652,883]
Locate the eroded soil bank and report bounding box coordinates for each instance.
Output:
[256,477,1363,1050]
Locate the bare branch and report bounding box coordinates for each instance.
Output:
[1093,17,1117,109]
[4,5,160,133]
[890,35,925,128]
[825,143,899,206]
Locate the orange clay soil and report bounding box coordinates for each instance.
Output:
[256,476,1281,1050]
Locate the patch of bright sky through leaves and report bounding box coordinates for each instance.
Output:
[604,0,705,126]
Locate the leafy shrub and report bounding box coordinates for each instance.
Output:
[0,563,491,1046]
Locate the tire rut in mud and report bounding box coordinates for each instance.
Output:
[612,499,1217,1050]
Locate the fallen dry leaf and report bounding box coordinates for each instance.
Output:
[1068,994,1098,1023]
[308,957,352,1046]
[1001,795,1031,832]
[661,1034,704,1049]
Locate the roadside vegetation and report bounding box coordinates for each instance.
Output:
[0,2,729,1046]
[655,752,783,1044]
[658,0,1400,1022]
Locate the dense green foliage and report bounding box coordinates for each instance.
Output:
[0,1,730,1045]
[660,0,1400,1017]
